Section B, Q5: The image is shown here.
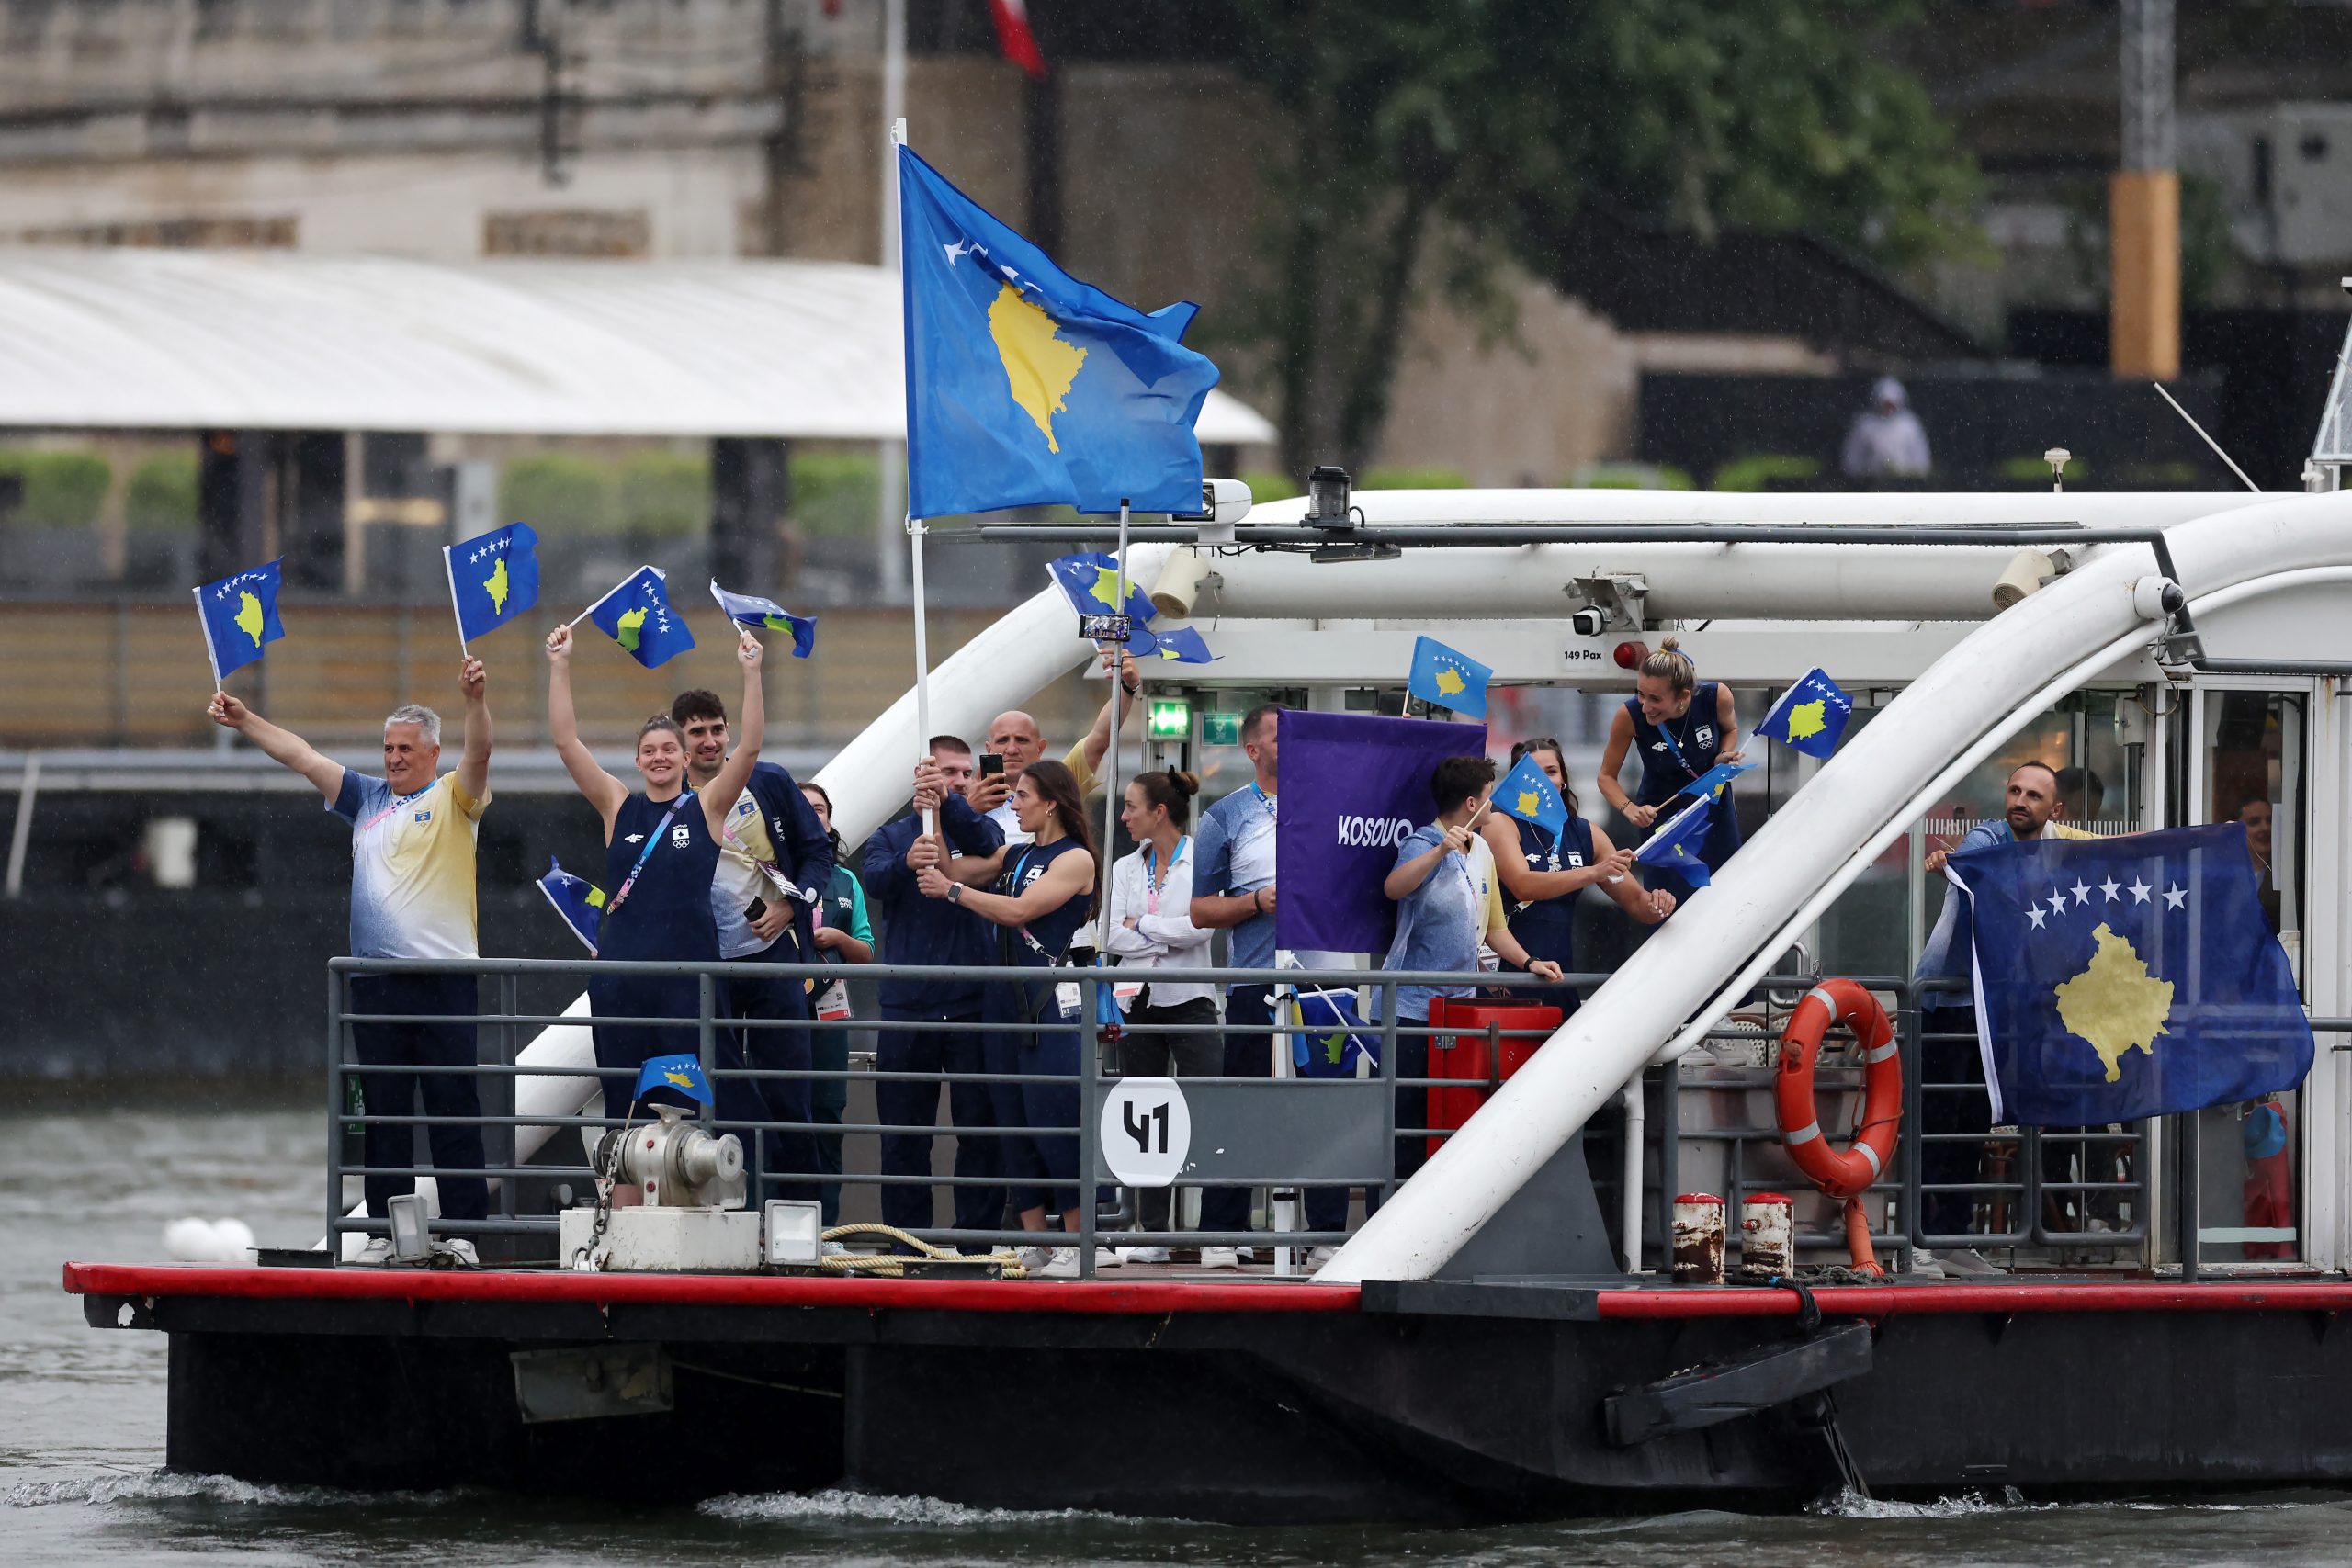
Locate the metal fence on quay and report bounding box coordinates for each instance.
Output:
[325,957,2175,1280]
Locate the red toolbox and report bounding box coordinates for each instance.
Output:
[1424,997,1565,1156]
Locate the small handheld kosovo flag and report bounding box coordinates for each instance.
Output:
[1148,625,1216,664]
[1758,668,1853,759]
[1407,636,1492,719]
[537,857,605,955]
[1291,988,1380,1079]
[1948,822,2312,1126]
[633,1052,714,1108]
[1676,759,1757,805]
[899,145,1220,519]
[1493,754,1569,838]
[1046,552,1158,644]
[1634,795,1716,888]
[586,566,695,669]
[193,558,285,681]
[445,523,539,644]
[708,580,817,659]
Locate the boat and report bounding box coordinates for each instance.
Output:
[63,355,2352,1519]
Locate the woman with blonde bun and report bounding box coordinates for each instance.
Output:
[1595,637,1744,904]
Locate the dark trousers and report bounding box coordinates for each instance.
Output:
[346,973,489,1224]
[1363,1022,1430,1217]
[722,969,819,1203]
[876,1005,1001,1237]
[1118,996,1221,1231]
[1199,986,1351,1237]
[808,1021,850,1228]
[1921,1006,1989,1239]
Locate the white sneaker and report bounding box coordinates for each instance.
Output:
[1091,1247,1122,1269]
[1018,1245,1057,1274]
[1940,1247,2007,1277]
[354,1237,393,1267]
[1305,1245,1340,1270]
[1197,1246,1242,1270]
[1121,1244,1171,1265]
[1907,1248,1947,1279]
[435,1238,480,1268]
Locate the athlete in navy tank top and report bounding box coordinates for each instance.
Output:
[1482,741,1675,1008]
[1599,648,1746,902]
[546,622,773,1122]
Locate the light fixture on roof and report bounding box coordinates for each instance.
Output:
[1304,465,1354,528]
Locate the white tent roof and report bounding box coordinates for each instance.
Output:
[0,249,1277,445]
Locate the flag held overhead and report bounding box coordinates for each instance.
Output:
[193,558,286,682]
[709,580,817,659]
[1758,668,1854,758]
[1147,625,1216,664]
[1406,636,1492,719]
[584,566,695,669]
[446,523,539,645]
[1046,552,1159,646]
[899,145,1221,520]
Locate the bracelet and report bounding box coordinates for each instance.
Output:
[1122,682,1140,697]
[1252,888,1266,914]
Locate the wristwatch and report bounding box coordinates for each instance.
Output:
[946,884,965,905]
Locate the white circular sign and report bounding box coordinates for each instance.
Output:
[1099,1077,1192,1187]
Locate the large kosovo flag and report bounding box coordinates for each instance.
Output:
[1948,823,2312,1126]
[899,145,1221,519]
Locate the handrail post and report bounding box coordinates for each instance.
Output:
[499,971,519,1225]
[327,964,345,1260]
[1378,977,1400,1209]
[1899,987,1923,1257]
[1079,969,1100,1280]
[2177,1111,2200,1281]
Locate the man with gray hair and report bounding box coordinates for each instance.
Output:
[209,658,495,1264]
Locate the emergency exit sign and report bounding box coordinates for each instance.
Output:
[1202,710,1242,748]
[1146,697,1192,740]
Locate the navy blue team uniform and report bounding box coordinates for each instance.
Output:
[865,791,1007,1238]
[981,837,1093,1215]
[1624,682,1742,902]
[1500,813,1597,1010]
[588,791,767,1134]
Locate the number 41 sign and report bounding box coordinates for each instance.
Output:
[1098,1077,1192,1187]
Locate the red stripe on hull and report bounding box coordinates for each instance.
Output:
[1594,1280,2352,1317]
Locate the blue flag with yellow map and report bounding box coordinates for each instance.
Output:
[633,1052,715,1108]
[1948,823,2312,1126]
[899,145,1221,520]
[193,558,285,680]
[1291,987,1379,1079]
[1634,795,1716,888]
[585,565,695,669]
[537,857,605,955]
[1146,625,1216,664]
[1407,636,1491,719]
[1758,668,1853,758]
[1046,552,1159,643]
[1493,754,1570,837]
[708,580,817,659]
[446,523,539,644]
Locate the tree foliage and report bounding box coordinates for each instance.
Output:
[1221,0,1981,475]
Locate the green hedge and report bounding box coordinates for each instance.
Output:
[789,453,881,539]
[1711,455,1820,492]
[1572,461,1694,491]
[501,455,618,534]
[124,453,198,533]
[1240,469,1302,504]
[617,453,707,538]
[1361,466,1469,490]
[0,450,110,528]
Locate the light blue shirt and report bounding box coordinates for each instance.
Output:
[1193,784,1279,970]
[1374,823,1484,1022]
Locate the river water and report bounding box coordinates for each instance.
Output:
[7,1101,2352,1566]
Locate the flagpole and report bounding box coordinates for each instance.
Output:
[191,584,224,696]
[440,544,470,659]
[890,114,935,840]
[567,565,648,631]
[1100,498,1130,914]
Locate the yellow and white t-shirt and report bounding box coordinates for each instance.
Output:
[329,771,489,960]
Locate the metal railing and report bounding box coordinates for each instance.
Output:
[324,959,2255,1280]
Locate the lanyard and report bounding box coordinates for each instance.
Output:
[1249,782,1276,822]
[357,784,432,834]
[1647,694,1708,785]
[605,791,695,918]
[1141,835,1188,915]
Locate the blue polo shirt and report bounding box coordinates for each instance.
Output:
[1193,783,1279,971]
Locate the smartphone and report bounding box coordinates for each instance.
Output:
[979,752,1004,777]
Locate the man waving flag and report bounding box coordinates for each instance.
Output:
[899,145,1221,518]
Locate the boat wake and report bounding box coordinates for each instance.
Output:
[6,1471,461,1511]
[1811,1488,2041,1519]
[697,1487,1148,1529]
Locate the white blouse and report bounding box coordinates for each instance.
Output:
[1101,835,1218,1010]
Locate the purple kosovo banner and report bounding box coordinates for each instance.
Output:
[1274,710,1487,954]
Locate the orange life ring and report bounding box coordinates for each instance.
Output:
[1775,979,1902,1201]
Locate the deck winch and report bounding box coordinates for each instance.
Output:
[558,1106,761,1271]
